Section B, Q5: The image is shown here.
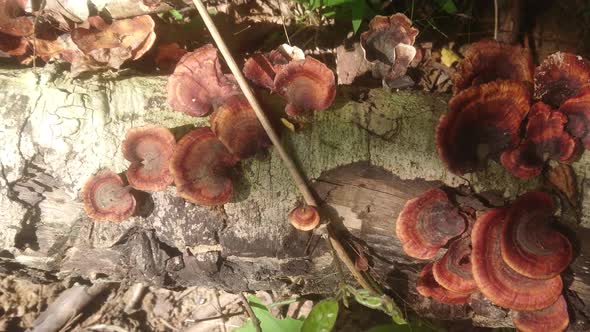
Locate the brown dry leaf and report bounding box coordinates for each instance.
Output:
[546,163,578,207]
[0,0,33,37]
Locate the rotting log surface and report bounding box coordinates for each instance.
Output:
[1,67,590,330]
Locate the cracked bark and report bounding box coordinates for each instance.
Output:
[1,67,590,330]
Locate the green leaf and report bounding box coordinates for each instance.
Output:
[322,0,353,6]
[169,9,183,21]
[301,300,339,332]
[350,1,365,33]
[235,295,304,332]
[435,0,457,14]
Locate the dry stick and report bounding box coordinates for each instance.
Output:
[493,0,499,40]
[190,0,380,295]
[239,292,262,332]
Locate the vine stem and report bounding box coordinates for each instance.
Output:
[191,0,379,294]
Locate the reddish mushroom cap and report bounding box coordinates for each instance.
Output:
[167,44,239,117]
[453,40,534,94]
[122,126,175,192]
[81,170,136,222]
[274,57,336,117]
[243,53,277,90]
[170,127,237,206]
[535,52,590,108]
[501,191,573,279]
[0,0,33,37]
[417,263,471,305]
[432,236,477,294]
[0,31,28,56]
[500,102,580,179]
[436,80,531,175]
[559,85,590,149]
[155,42,188,73]
[210,94,271,160]
[395,188,466,259]
[513,295,569,332]
[288,205,320,231]
[471,208,563,311]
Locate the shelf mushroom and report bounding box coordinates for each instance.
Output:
[534,52,590,107]
[432,236,477,294]
[81,171,136,222]
[436,80,531,175]
[500,102,580,179]
[0,0,33,38]
[471,208,563,311]
[500,191,573,279]
[170,127,237,206]
[210,94,271,160]
[512,295,569,332]
[560,85,590,149]
[452,39,534,95]
[395,188,467,259]
[417,263,471,305]
[122,126,176,192]
[288,205,320,231]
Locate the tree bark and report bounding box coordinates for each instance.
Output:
[1,67,590,329]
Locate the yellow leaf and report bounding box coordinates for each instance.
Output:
[441,48,460,67]
[281,118,296,132]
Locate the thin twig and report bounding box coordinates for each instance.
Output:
[239,292,262,332]
[32,0,47,74]
[493,0,499,40]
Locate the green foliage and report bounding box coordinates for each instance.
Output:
[293,0,374,33]
[235,295,304,332]
[434,0,458,14]
[336,284,406,325]
[366,320,444,332]
[301,300,339,332]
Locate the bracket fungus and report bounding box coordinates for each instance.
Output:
[122,126,176,192]
[501,191,572,279]
[396,188,466,259]
[167,44,239,117]
[535,52,590,107]
[417,263,471,305]
[471,209,563,311]
[559,85,590,149]
[436,80,531,175]
[432,236,477,294]
[210,94,271,160]
[0,0,33,38]
[170,127,237,206]
[453,40,534,94]
[512,295,569,332]
[500,102,579,179]
[288,205,320,231]
[243,52,280,91]
[359,13,419,85]
[155,42,187,73]
[81,171,136,222]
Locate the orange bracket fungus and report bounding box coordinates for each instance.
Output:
[436,80,530,175]
[471,208,563,311]
[560,85,590,149]
[155,42,188,73]
[359,13,419,86]
[535,52,590,107]
[170,127,237,206]
[416,263,471,305]
[210,94,271,160]
[501,191,573,279]
[396,188,466,259]
[81,171,136,222]
[501,102,579,179]
[432,236,477,295]
[167,44,239,117]
[122,126,176,192]
[453,40,534,94]
[512,295,569,332]
[288,205,320,231]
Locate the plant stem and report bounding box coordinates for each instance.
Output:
[239,292,262,332]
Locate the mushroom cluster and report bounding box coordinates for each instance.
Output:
[396,189,573,331]
[243,44,336,117]
[437,40,590,179]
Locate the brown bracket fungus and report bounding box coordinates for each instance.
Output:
[512,295,569,332]
[453,40,534,95]
[501,102,580,179]
[81,170,136,222]
[436,80,531,175]
[155,42,188,73]
[417,263,471,305]
[396,188,466,259]
[288,205,320,231]
[359,13,419,86]
[471,209,563,311]
[243,52,279,91]
[170,127,237,206]
[0,0,33,37]
[274,57,336,117]
[535,52,590,108]
[167,44,239,117]
[210,94,271,160]
[559,85,590,149]
[122,126,176,192]
[501,191,573,279]
[432,236,477,294]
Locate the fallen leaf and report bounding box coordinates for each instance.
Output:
[441,47,460,67]
[546,164,578,207]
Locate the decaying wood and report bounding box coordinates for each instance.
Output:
[1,67,590,329]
